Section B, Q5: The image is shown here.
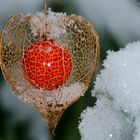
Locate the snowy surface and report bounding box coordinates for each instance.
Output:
[79,96,134,140]
[94,41,140,115]
[79,41,140,140]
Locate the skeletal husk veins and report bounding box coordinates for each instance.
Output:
[0,9,100,134]
[18,82,86,134]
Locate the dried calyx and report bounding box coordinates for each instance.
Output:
[0,8,100,134]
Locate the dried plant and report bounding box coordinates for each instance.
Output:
[0,4,100,134]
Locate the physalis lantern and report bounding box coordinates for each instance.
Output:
[0,8,100,134]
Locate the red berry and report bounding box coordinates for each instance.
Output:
[22,40,72,91]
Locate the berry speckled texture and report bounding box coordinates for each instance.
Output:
[22,40,72,90]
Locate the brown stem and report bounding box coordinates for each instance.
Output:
[44,0,48,13]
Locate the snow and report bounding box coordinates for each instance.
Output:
[94,41,140,115]
[18,82,86,107]
[47,8,66,19]
[29,9,67,39]
[29,12,47,36]
[79,96,134,140]
[79,41,140,140]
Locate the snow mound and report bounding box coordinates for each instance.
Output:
[94,41,140,115]
[79,96,134,140]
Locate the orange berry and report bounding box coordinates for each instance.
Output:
[22,40,72,90]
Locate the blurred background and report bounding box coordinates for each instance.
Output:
[0,0,140,140]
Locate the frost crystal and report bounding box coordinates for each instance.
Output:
[30,12,47,36]
[79,96,134,140]
[94,41,140,115]
[29,9,67,39]
[18,82,85,109]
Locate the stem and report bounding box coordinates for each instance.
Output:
[44,0,48,12]
[0,41,2,68]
